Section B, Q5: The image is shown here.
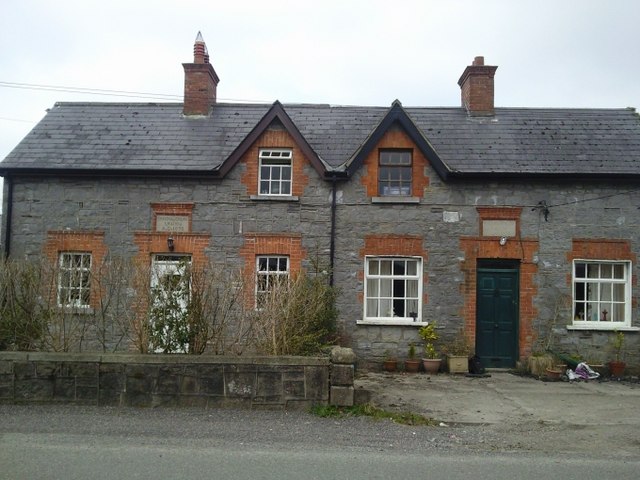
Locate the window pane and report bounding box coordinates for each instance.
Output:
[613,283,625,302]
[367,278,379,297]
[601,264,613,279]
[393,260,405,275]
[379,299,392,317]
[366,298,378,317]
[587,264,599,278]
[614,264,625,279]
[575,263,586,278]
[380,260,392,275]
[406,261,417,276]
[281,181,291,195]
[260,181,270,194]
[368,259,379,275]
[282,167,291,181]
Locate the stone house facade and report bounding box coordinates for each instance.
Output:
[2,33,640,368]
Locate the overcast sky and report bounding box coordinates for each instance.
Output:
[1,0,639,183]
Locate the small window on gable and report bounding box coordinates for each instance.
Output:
[57,252,92,308]
[259,149,292,196]
[378,150,412,196]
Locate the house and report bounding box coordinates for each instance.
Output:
[2,33,640,369]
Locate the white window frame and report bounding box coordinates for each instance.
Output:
[258,149,293,196]
[57,252,92,309]
[361,256,424,325]
[255,255,290,308]
[570,259,632,330]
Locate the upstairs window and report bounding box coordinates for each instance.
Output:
[378,150,412,196]
[259,149,292,196]
[57,252,92,308]
[572,260,631,328]
[256,255,290,308]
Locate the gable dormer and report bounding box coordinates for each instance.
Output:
[219,102,326,200]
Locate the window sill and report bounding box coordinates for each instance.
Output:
[372,196,420,204]
[358,319,427,326]
[566,324,640,332]
[250,195,299,202]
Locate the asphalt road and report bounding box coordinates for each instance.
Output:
[2,405,639,479]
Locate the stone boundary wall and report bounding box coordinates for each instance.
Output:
[0,350,356,409]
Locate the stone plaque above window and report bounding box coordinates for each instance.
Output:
[482,219,516,237]
[156,215,190,233]
[151,203,194,233]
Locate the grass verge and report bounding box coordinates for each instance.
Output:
[310,403,437,426]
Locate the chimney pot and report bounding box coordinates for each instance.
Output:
[183,32,219,116]
[473,56,484,66]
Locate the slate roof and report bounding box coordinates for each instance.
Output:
[2,101,640,179]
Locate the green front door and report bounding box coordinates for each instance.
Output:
[476,266,519,368]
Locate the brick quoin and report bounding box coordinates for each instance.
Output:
[239,233,306,306]
[43,231,107,309]
[240,129,310,197]
[360,126,430,198]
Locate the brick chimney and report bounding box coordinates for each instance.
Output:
[182,32,219,116]
[457,56,498,116]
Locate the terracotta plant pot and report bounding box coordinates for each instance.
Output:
[383,359,397,372]
[404,359,421,373]
[545,367,563,380]
[609,360,626,378]
[422,358,441,374]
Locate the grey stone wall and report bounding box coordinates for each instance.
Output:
[334,162,640,367]
[0,352,345,409]
[3,159,640,369]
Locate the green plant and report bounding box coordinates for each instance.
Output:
[408,343,416,359]
[310,403,436,426]
[383,349,396,361]
[611,331,625,362]
[441,328,472,356]
[418,322,439,359]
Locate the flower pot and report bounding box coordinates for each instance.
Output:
[383,359,397,372]
[404,359,421,373]
[422,358,441,374]
[545,367,563,380]
[609,360,626,378]
[446,355,469,374]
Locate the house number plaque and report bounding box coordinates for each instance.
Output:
[156,215,190,232]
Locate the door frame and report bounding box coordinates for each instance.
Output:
[476,259,520,368]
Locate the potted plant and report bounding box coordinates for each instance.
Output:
[609,331,626,377]
[404,343,421,373]
[418,322,441,374]
[382,350,398,372]
[442,329,472,374]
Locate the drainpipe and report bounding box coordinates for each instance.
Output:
[2,176,12,259]
[329,174,337,287]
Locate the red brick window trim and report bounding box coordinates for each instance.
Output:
[43,231,107,310]
[239,233,306,308]
[359,235,428,325]
[567,239,637,330]
[361,127,430,199]
[240,130,310,198]
[151,203,194,232]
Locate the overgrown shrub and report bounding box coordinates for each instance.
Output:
[252,271,337,356]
